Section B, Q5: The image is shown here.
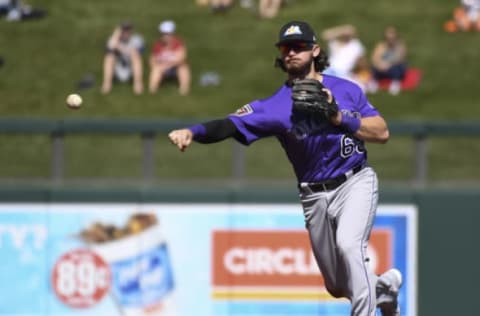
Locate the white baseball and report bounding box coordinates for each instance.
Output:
[66,93,82,109]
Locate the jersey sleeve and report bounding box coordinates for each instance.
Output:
[227,101,275,146]
[353,85,380,117]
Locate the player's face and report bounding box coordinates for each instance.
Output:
[278,41,318,75]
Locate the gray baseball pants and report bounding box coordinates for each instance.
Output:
[299,166,379,316]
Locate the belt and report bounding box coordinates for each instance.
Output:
[299,165,365,193]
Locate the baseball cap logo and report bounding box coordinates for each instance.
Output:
[284,25,302,36]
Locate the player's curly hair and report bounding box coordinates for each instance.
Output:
[275,49,330,73]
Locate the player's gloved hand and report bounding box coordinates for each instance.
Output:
[291,78,339,121]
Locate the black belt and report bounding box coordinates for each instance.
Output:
[299,165,364,193]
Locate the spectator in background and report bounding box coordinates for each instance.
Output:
[0,0,46,21]
[210,0,234,13]
[259,0,282,19]
[321,24,371,91]
[444,0,480,32]
[370,26,407,95]
[149,20,191,96]
[101,22,144,95]
[0,0,9,14]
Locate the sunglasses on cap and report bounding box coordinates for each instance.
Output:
[278,42,314,55]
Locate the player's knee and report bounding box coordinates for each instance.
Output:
[336,239,361,257]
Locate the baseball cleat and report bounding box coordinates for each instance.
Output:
[376,268,402,316]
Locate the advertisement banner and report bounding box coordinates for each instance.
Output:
[0,203,416,316]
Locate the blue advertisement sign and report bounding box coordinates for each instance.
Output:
[0,203,416,316]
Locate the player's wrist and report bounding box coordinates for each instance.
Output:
[339,114,361,134]
[188,124,206,139]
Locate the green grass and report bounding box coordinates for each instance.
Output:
[1,0,480,183]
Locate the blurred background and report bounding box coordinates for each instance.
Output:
[1,0,480,185]
[1,0,480,316]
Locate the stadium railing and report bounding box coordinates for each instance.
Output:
[1,118,479,185]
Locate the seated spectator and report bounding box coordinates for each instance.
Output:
[101,22,144,95]
[0,0,46,21]
[444,0,480,32]
[321,24,370,91]
[370,26,407,95]
[259,0,282,19]
[210,0,234,13]
[149,20,191,96]
[195,0,209,5]
[0,0,8,13]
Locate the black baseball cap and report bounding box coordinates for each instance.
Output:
[275,21,317,46]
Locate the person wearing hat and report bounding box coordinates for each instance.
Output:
[148,20,191,96]
[321,24,369,91]
[101,22,145,95]
[167,21,401,316]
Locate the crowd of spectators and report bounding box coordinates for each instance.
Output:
[4,1,475,99]
[98,0,292,96]
[99,18,411,97]
[101,20,191,96]
[444,0,480,32]
[0,0,46,21]
[195,0,285,19]
[321,24,408,95]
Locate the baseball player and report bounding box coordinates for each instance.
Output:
[169,20,402,316]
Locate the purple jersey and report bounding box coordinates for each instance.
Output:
[228,75,380,183]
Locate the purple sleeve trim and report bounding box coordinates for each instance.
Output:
[340,115,361,134]
[188,123,207,139]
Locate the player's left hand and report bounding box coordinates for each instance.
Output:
[291,78,339,121]
[168,129,193,152]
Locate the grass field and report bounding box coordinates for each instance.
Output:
[1,0,480,183]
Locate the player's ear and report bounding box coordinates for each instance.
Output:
[312,45,321,58]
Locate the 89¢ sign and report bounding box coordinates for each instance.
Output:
[51,248,111,308]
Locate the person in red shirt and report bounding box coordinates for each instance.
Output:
[149,20,191,95]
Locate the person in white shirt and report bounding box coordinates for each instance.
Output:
[101,22,144,95]
[321,25,369,91]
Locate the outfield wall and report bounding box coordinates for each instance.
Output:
[0,185,478,316]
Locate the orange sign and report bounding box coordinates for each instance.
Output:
[212,229,391,299]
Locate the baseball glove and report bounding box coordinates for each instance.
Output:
[291,78,339,120]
